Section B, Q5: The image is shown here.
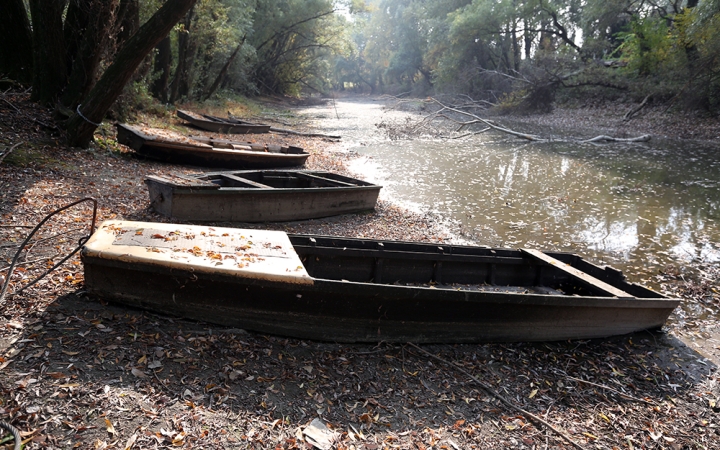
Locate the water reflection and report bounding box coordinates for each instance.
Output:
[299,99,720,286]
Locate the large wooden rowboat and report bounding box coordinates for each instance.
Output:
[145,170,382,222]
[81,220,679,343]
[177,109,271,134]
[116,124,309,169]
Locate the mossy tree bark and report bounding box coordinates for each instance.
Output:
[66,0,198,148]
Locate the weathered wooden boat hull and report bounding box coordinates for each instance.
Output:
[177,110,271,134]
[145,170,381,222]
[81,221,679,343]
[116,123,309,169]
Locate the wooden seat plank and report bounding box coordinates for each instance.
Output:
[220,174,274,189]
[521,249,632,298]
[293,172,358,187]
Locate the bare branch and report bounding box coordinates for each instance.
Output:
[383,97,652,144]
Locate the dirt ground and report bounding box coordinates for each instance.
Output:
[1,91,720,449]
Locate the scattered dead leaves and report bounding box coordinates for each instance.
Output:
[1,89,718,449]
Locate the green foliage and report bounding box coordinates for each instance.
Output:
[111,81,167,122]
[615,16,677,77]
[245,0,343,96]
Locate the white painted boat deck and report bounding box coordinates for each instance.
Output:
[82,220,313,285]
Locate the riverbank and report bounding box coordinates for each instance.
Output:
[496,101,720,143]
[1,90,718,449]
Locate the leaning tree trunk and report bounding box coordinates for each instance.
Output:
[0,0,34,83]
[28,0,68,104]
[66,0,198,148]
[203,39,245,101]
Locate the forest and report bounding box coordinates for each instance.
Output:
[1,0,719,146]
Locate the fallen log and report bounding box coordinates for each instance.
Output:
[581,134,651,143]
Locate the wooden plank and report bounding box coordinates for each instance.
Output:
[521,249,632,298]
[219,174,274,189]
[294,172,358,187]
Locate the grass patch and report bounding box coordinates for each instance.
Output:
[2,142,66,169]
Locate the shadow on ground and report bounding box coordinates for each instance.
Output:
[1,291,718,448]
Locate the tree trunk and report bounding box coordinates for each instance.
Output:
[66,0,198,148]
[116,0,140,46]
[203,39,245,101]
[169,6,196,103]
[61,1,120,108]
[29,0,69,104]
[178,39,199,99]
[151,37,173,103]
[511,21,520,72]
[523,19,533,60]
[0,0,34,83]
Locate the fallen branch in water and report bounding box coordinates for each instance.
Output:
[580,134,650,143]
[407,342,584,450]
[409,97,650,144]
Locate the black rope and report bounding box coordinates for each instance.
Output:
[0,419,21,450]
[0,198,97,303]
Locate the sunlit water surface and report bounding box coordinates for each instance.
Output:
[298,99,720,288]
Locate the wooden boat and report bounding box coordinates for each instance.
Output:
[81,220,679,343]
[116,123,309,169]
[144,170,382,222]
[177,109,271,134]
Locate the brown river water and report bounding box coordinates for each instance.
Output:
[298,98,720,290]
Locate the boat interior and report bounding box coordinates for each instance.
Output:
[195,171,375,189]
[288,234,665,299]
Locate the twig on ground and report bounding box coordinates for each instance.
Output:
[623,94,651,122]
[2,98,21,113]
[407,342,584,450]
[564,375,656,405]
[0,142,24,165]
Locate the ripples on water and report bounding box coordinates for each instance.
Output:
[300,99,720,288]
